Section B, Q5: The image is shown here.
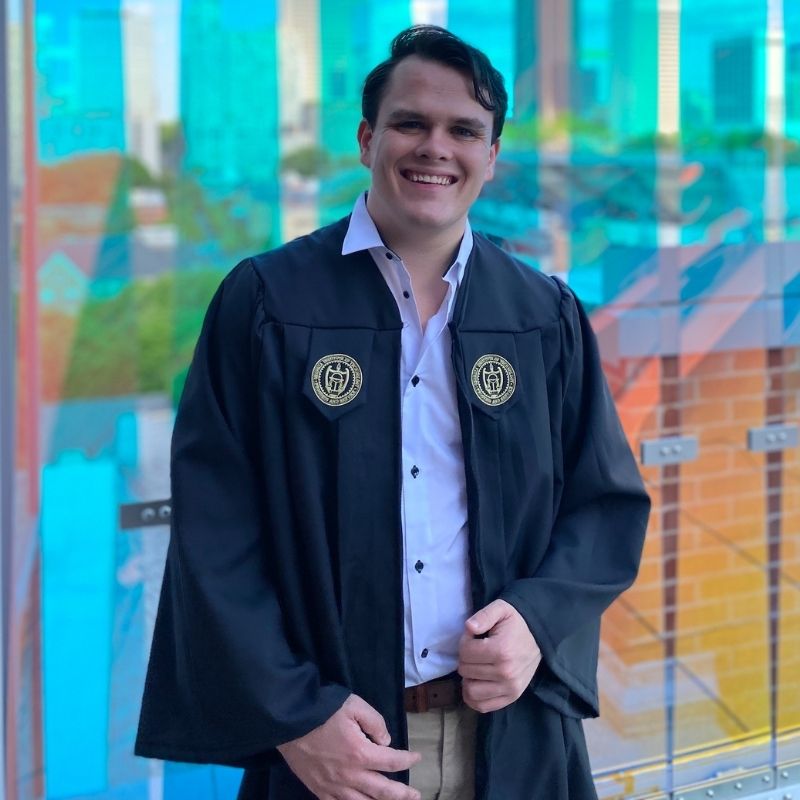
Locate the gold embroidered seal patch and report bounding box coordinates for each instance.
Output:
[311,354,363,406]
[471,354,516,406]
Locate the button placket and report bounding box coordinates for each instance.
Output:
[396,263,466,685]
[402,422,434,681]
[368,229,471,686]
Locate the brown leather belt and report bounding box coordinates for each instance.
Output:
[404,675,462,713]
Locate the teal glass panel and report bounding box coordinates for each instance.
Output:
[786,1,800,247]
[36,0,126,161]
[447,0,515,114]
[319,0,412,157]
[318,0,411,223]
[180,0,281,250]
[680,1,767,249]
[41,454,116,796]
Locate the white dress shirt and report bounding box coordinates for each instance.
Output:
[342,193,472,687]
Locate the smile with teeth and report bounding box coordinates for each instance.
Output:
[403,171,456,186]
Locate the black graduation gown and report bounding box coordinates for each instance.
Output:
[135,217,651,799]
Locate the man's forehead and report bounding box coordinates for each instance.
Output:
[377,56,490,118]
[382,55,477,99]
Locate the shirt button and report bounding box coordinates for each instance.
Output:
[385,251,394,259]
[410,465,420,479]
[415,560,424,573]
[403,290,410,299]
[421,648,429,658]
[411,375,420,387]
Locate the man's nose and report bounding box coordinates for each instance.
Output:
[415,127,451,160]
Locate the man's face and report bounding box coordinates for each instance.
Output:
[357,55,499,245]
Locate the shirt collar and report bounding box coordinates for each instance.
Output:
[342,192,473,282]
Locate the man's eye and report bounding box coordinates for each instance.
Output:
[454,127,477,138]
[397,120,423,130]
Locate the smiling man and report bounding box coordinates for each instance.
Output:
[136,26,650,800]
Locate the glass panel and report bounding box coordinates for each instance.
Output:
[777,345,800,765]
[580,2,667,793]
[5,1,800,798]
[586,359,669,799]
[318,0,410,223]
[674,348,771,785]
[7,0,282,795]
[772,0,800,770]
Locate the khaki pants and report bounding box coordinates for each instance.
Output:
[407,704,478,800]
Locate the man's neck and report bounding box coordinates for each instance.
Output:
[368,210,465,283]
[372,226,462,329]
[388,235,461,280]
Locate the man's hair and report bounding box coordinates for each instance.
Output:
[361,26,508,143]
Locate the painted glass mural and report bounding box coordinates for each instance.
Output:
[3,0,799,797]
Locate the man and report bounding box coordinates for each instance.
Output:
[136,26,650,800]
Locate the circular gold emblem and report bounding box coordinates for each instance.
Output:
[471,354,516,406]
[311,354,363,407]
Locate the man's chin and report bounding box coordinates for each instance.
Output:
[396,211,461,238]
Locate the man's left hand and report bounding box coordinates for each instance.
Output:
[457,599,542,714]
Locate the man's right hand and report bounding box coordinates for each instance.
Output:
[276,694,422,800]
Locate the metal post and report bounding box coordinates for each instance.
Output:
[0,0,13,797]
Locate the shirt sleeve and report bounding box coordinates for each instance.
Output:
[500,279,651,719]
[135,260,350,766]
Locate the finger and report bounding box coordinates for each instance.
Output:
[458,661,501,681]
[465,599,511,636]
[458,635,498,665]
[462,678,507,703]
[335,787,373,800]
[362,742,422,773]
[353,770,422,800]
[347,696,391,746]
[464,692,513,714]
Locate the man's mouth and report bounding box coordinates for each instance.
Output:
[402,170,456,186]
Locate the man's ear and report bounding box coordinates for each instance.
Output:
[485,137,500,181]
[357,119,373,168]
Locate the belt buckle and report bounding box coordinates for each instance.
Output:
[411,684,429,713]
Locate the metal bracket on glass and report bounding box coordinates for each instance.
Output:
[778,759,800,787]
[747,423,799,452]
[674,768,775,800]
[119,499,172,530]
[640,435,699,466]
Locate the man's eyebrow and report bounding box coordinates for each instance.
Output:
[452,117,489,132]
[384,109,425,122]
[384,109,488,131]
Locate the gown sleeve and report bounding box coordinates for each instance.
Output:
[500,279,651,719]
[135,260,350,767]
